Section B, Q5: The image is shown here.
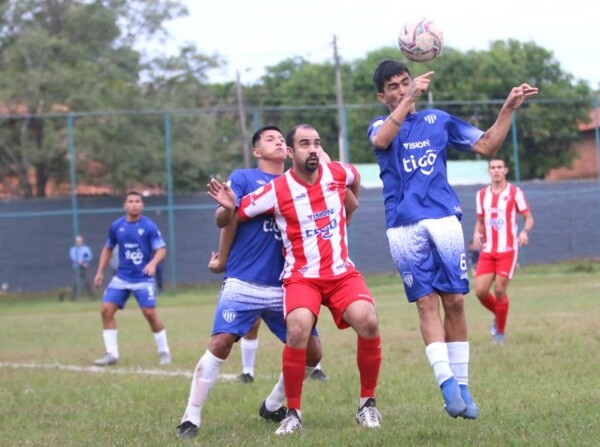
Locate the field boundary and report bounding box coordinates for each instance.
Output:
[0,361,241,381]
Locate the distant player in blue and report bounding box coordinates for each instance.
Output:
[369,60,537,419]
[177,126,325,439]
[92,191,171,367]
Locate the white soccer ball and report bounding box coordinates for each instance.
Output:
[397,18,444,63]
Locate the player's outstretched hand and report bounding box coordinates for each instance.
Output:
[207,178,235,210]
[505,83,538,110]
[405,71,434,102]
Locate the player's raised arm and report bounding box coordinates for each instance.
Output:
[473,83,538,157]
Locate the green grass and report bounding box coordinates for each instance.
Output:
[1,262,599,446]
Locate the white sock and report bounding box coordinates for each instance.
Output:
[102,329,119,358]
[264,366,316,412]
[425,342,453,386]
[181,350,224,427]
[447,341,469,386]
[240,337,258,376]
[314,361,322,371]
[153,329,170,354]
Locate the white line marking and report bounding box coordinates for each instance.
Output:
[0,362,239,381]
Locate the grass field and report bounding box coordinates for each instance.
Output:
[1,262,599,447]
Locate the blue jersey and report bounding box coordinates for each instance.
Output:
[105,215,166,283]
[225,168,283,287]
[368,109,484,228]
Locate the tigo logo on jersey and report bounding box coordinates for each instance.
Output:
[486,217,505,231]
[402,149,437,175]
[305,219,338,239]
[222,309,237,323]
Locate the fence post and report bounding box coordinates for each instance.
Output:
[68,113,79,239]
[511,113,520,183]
[164,112,177,288]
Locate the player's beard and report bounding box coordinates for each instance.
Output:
[305,155,319,172]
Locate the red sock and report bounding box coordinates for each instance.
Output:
[357,336,381,398]
[480,292,496,314]
[495,296,510,334]
[282,345,306,410]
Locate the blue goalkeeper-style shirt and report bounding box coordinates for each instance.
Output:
[368,109,484,228]
[106,215,165,283]
[224,168,284,287]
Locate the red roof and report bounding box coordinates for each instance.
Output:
[579,106,600,132]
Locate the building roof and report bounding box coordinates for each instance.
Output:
[579,106,600,132]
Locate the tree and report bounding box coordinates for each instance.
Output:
[354,42,593,177]
[0,0,193,198]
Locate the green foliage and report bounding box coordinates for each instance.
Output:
[0,5,596,198]
[1,263,600,446]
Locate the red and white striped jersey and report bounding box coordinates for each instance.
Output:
[476,183,530,254]
[238,162,358,280]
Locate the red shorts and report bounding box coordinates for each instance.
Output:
[282,270,375,329]
[476,250,519,279]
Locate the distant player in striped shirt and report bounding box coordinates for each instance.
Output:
[473,159,534,344]
[207,124,383,435]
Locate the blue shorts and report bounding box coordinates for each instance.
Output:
[212,278,318,341]
[386,215,469,302]
[102,276,157,309]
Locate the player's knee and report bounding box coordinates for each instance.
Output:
[208,334,235,359]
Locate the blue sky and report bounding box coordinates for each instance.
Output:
[163,0,599,88]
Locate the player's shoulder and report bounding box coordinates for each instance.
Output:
[110,215,127,227]
[139,215,159,228]
[230,167,255,178]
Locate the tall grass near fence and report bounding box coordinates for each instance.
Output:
[1,262,599,447]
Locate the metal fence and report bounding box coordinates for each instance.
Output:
[1,101,599,293]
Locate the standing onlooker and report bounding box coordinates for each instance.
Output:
[207,124,383,436]
[92,191,171,366]
[473,158,534,343]
[69,235,95,301]
[368,59,537,419]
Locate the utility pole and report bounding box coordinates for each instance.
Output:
[236,70,250,168]
[333,35,349,162]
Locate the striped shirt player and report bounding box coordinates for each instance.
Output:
[178,126,324,439]
[238,162,356,281]
[476,182,530,256]
[368,61,536,420]
[218,124,382,434]
[473,158,534,343]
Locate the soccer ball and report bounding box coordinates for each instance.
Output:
[397,18,444,63]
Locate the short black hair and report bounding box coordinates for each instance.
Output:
[285,124,315,148]
[251,125,282,147]
[125,190,143,201]
[372,59,411,93]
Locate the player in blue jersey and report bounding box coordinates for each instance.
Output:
[369,60,537,419]
[92,191,171,367]
[177,126,327,440]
